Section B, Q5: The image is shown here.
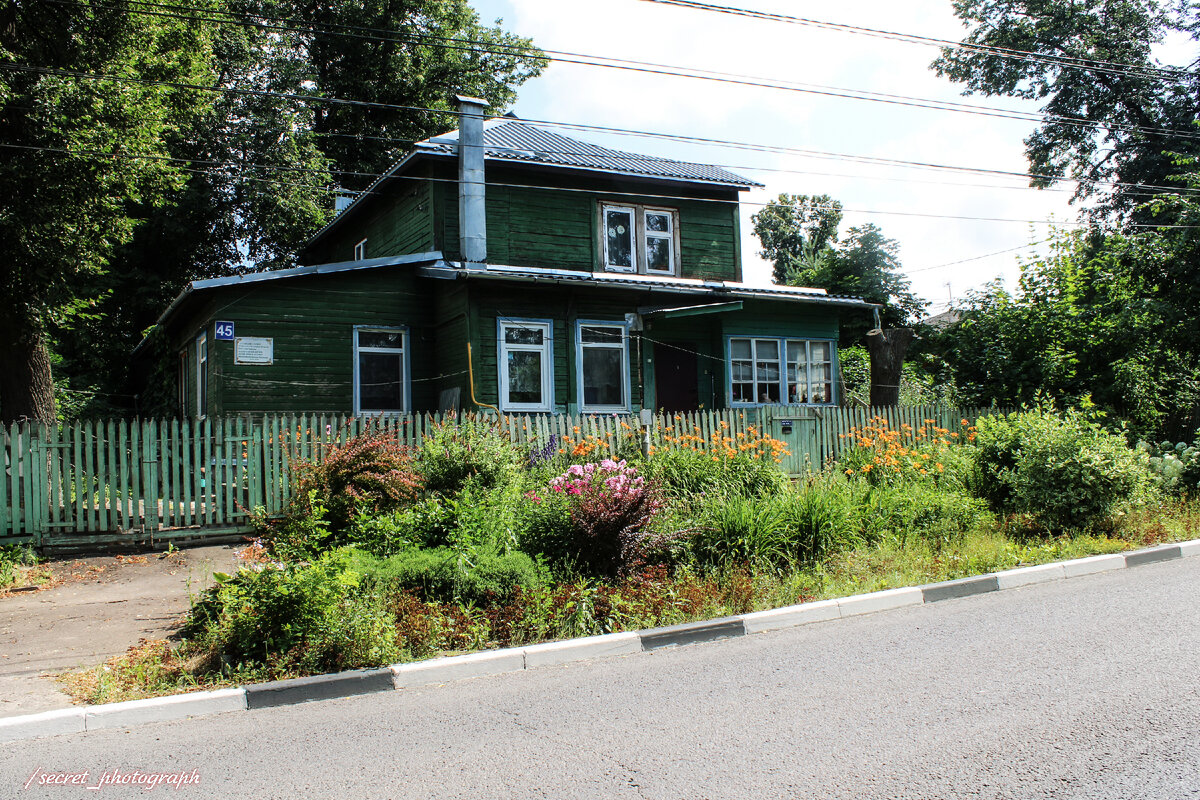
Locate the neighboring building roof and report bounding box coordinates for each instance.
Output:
[306,117,761,249]
[921,308,961,329]
[418,119,761,189]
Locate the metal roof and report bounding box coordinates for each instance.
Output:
[305,119,761,247]
[419,263,877,311]
[133,252,447,355]
[418,119,761,189]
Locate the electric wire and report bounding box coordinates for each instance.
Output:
[57,0,1200,146]
[642,0,1193,83]
[4,60,1199,201]
[7,140,1198,228]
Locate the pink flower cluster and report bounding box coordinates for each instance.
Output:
[549,459,646,498]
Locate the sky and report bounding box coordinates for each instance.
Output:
[467,0,1089,313]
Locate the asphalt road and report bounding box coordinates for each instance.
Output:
[4,557,1198,799]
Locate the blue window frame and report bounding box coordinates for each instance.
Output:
[727,336,837,406]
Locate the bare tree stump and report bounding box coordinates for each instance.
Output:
[866,328,915,407]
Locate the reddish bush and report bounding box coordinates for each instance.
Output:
[543,460,665,578]
[293,429,423,531]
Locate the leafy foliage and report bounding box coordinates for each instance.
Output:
[973,406,1152,530]
[0,2,219,420]
[926,224,1200,438]
[1144,434,1200,496]
[523,460,670,579]
[932,0,1199,221]
[418,414,524,496]
[348,547,544,606]
[183,550,399,674]
[751,195,926,339]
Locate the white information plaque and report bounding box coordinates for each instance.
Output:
[234,337,274,365]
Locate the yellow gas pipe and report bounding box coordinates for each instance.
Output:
[466,342,501,415]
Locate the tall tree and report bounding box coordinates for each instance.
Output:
[0,1,218,422]
[753,194,926,342]
[932,0,1200,222]
[751,193,842,284]
[44,0,546,419]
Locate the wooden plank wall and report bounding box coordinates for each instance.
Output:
[0,407,1007,549]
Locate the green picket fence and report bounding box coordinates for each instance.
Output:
[1,406,1006,551]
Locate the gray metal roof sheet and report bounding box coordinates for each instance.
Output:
[306,119,761,249]
[419,119,761,188]
[419,263,876,310]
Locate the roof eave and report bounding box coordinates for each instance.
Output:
[134,251,448,356]
[419,264,876,311]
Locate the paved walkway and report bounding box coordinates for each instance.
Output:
[0,546,239,717]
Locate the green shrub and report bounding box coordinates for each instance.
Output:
[349,547,544,606]
[0,545,37,589]
[641,447,786,499]
[858,483,987,549]
[973,408,1150,530]
[293,428,423,532]
[183,550,398,672]
[349,496,454,556]
[691,482,858,570]
[418,414,523,496]
[519,460,677,579]
[1145,433,1200,496]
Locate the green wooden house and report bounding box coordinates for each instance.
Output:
[138,98,874,418]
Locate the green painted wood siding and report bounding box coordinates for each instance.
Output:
[432,173,741,280]
[174,271,436,416]
[468,284,646,413]
[303,183,434,265]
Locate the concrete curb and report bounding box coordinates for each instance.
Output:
[85,689,246,729]
[245,668,393,710]
[640,616,745,650]
[4,537,1198,744]
[922,575,1000,603]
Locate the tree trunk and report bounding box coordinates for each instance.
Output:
[0,316,56,424]
[866,328,915,407]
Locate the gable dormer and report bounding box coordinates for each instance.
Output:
[299,116,761,282]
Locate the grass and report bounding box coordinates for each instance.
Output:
[57,639,281,706]
[56,497,1199,706]
[0,545,54,595]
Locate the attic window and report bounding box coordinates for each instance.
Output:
[601,204,678,276]
[354,238,367,261]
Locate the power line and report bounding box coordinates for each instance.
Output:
[905,240,1049,274]
[14,138,1200,227]
[5,60,1198,201]
[9,140,1199,228]
[71,0,1200,146]
[642,0,1192,83]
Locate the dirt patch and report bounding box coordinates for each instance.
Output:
[0,544,240,717]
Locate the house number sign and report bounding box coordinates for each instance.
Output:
[214,321,235,341]
[234,337,273,365]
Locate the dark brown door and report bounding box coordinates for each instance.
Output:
[654,344,700,411]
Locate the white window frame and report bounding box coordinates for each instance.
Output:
[576,320,631,414]
[497,318,554,413]
[727,336,838,407]
[354,238,367,260]
[601,204,638,273]
[600,203,680,276]
[642,207,676,275]
[353,325,410,415]
[195,331,208,419]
